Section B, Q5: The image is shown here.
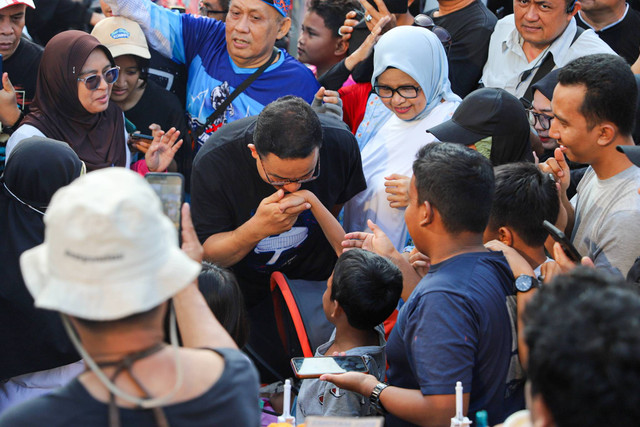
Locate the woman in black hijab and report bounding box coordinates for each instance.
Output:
[0,137,83,409]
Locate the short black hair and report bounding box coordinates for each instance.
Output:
[413,143,494,234]
[488,163,559,247]
[307,0,363,36]
[253,96,323,159]
[330,249,402,330]
[524,268,640,427]
[198,262,249,348]
[558,54,637,136]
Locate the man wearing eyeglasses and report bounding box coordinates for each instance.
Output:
[480,0,614,102]
[190,96,365,381]
[102,0,319,151]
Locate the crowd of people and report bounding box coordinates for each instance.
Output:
[0,0,639,425]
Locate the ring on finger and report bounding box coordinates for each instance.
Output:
[338,28,344,36]
[365,14,372,22]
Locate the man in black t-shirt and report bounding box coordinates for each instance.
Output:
[576,0,640,65]
[191,96,365,380]
[425,0,497,97]
[0,1,41,139]
[0,1,42,173]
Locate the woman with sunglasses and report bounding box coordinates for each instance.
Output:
[5,31,180,173]
[343,26,461,250]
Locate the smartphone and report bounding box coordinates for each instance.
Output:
[131,133,154,141]
[291,356,369,379]
[542,220,582,262]
[145,173,184,236]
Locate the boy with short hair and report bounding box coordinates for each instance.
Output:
[483,162,560,276]
[296,248,402,420]
[297,0,362,79]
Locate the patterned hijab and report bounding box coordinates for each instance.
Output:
[22,30,126,171]
[372,26,461,122]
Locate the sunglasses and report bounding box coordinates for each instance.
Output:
[77,66,120,91]
[413,14,452,52]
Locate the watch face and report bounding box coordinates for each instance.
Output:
[515,275,533,292]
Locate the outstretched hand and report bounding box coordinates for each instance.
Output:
[145,127,183,172]
[384,174,410,208]
[342,219,396,258]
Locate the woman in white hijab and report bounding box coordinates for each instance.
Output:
[343,26,461,250]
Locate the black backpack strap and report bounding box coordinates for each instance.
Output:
[193,47,279,139]
[522,26,585,103]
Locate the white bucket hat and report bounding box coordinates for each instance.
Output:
[20,168,200,321]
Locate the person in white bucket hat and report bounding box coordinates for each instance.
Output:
[0,168,260,426]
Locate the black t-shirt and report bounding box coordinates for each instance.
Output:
[0,348,260,427]
[191,114,366,307]
[124,80,192,185]
[428,1,498,97]
[576,8,640,65]
[4,38,42,119]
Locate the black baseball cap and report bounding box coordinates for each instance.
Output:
[617,145,640,167]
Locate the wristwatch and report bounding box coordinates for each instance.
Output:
[369,382,388,414]
[515,275,541,292]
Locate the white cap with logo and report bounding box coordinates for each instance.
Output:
[0,0,35,9]
[91,16,151,60]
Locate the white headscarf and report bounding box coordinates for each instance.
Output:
[372,26,461,122]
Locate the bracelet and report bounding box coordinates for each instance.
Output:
[369,382,388,414]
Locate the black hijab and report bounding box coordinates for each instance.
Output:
[0,137,83,381]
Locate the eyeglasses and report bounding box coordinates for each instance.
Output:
[77,66,120,91]
[373,85,422,99]
[413,14,453,53]
[259,156,321,187]
[527,109,554,131]
[199,4,227,17]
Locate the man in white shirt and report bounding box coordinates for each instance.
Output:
[481,0,615,102]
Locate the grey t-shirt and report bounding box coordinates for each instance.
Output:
[571,165,640,278]
[296,325,386,421]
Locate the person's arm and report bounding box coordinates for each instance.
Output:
[320,372,466,426]
[282,189,345,257]
[539,147,574,236]
[342,219,422,300]
[0,73,22,130]
[201,190,310,267]
[484,240,535,368]
[172,204,238,349]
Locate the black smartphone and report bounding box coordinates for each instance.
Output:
[131,133,154,141]
[145,173,184,237]
[542,220,582,262]
[291,356,369,379]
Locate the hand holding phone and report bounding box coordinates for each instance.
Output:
[542,220,582,263]
[145,173,184,238]
[291,356,369,379]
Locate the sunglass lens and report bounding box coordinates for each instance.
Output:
[105,68,119,84]
[85,75,100,90]
[414,14,434,29]
[433,27,452,45]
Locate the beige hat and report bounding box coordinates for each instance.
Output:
[91,16,151,60]
[20,168,200,321]
[0,1,35,9]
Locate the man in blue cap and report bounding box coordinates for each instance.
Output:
[102,0,320,150]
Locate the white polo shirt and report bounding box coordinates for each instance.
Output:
[480,15,616,98]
